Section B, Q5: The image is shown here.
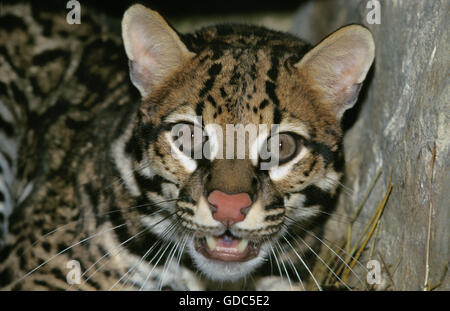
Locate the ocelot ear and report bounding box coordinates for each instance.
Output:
[296,25,375,119]
[122,4,195,97]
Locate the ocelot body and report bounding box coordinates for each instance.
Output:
[0,3,374,290]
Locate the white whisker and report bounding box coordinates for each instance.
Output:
[109,216,179,291]
[284,229,352,290]
[20,223,128,283]
[282,235,322,291]
[285,214,369,286]
[274,241,293,290]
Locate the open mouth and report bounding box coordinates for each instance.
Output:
[194,232,261,262]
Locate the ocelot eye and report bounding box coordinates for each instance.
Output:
[265,132,301,165]
[171,123,206,157]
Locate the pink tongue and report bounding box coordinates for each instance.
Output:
[206,237,248,262]
[216,237,240,249]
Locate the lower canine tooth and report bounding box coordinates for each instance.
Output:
[237,239,249,253]
[206,237,217,250]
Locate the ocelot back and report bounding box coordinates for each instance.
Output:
[0,3,374,290]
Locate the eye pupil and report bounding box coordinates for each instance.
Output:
[262,132,301,165]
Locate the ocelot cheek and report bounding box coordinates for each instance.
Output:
[160,182,180,199]
[273,158,320,194]
[174,170,206,205]
[283,192,307,213]
[270,173,306,195]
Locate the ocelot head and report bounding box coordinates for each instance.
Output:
[121,5,374,282]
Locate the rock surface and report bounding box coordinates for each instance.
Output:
[291,0,449,290]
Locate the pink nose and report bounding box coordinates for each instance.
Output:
[207,190,252,226]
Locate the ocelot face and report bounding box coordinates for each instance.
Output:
[122,5,374,281]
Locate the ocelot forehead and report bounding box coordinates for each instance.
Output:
[193,49,285,127]
[140,45,342,149]
[144,49,270,121]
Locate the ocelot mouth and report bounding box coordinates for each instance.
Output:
[194,233,261,262]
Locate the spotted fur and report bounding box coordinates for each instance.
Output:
[0,4,374,290]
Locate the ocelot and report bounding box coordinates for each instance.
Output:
[0,3,374,290]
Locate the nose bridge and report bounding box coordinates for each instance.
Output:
[206,159,255,195]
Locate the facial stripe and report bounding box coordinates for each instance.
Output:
[163,111,199,125]
[269,147,309,181]
[297,185,333,208]
[165,132,197,173]
[278,122,310,140]
[112,121,141,197]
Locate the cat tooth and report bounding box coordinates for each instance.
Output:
[237,239,249,253]
[206,236,217,251]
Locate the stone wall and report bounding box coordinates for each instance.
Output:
[292,0,449,290]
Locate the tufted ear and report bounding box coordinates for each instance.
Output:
[296,25,375,119]
[122,4,195,98]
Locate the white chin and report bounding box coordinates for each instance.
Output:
[187,242,267,282]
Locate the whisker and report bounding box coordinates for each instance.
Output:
[283,227,352,291]
[139,234,178,291]
[274,240,293,290]
[19,222,128,284]
[266,238,284,283]
[323,176,354,196]
[283,204,357,226]
[282,235,322,291]
[267,243,274,276]
[21,202,183,286]
[132,220,184,290]
[284,215,368,287]
[70,209,179,291]
[157,234,183,290]
[283,204,394,238]
[27,198,181,253]
[68,227,148,290]
[279,241,305,291]
[158,227,191,290]
[120,211,190,290]
[175,231,190,277]
[113,217,180,290]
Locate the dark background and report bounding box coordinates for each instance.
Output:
[3,0,306,18]
[86,0,303,17]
